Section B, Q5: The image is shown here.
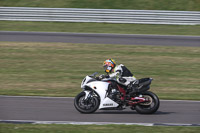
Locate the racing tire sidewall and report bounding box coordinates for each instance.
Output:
[74,91,100,114]
[135,91,160,114]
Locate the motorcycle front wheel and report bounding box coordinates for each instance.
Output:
[135,91,160,114]
[74,91,100,113]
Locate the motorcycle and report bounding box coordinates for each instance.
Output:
[74,72,159,114]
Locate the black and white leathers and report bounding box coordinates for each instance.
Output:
[109,64,136,86]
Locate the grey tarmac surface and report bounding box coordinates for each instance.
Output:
[0,31,200,47]
[0,96,200,125]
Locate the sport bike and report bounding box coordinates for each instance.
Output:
[74,72,159,114]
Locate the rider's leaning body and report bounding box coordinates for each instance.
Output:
[102,59,136,86]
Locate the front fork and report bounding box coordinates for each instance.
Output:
[83,90,98,102]
[80,91,95,108]
[84,91,91,100]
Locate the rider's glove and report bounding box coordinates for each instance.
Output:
[99,74,110,79]
[99,74,105,79]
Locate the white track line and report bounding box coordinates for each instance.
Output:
[1,120,200,126]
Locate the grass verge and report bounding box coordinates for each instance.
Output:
[1,21,200,36]
[0,123,200,133]
[0,0,200,11]
[0,42,199,100]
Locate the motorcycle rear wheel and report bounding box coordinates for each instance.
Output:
[135,91,159,114]
[74,91,100,113]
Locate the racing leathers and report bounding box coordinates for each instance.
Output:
[108,64,136,86]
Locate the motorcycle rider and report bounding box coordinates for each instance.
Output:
[100,59,138,93]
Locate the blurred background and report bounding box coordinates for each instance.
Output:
[0,0,199,100]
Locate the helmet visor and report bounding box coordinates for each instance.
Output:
[103,64,108,71]
[103,64,112,73]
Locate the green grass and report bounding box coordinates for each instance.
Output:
[0,42,200,100]
[1,21,200,36]
[0,0,200,11]
[0,123,200,133]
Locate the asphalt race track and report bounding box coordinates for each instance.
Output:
[0,96,200,126]
[0,31,200,47]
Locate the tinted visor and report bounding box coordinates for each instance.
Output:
[103,64,108,71]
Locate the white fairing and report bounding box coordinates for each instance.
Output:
[81,75,119,109]
[81,76,93,88]
[99,97,119,109]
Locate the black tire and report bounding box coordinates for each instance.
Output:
[135,91,160,114]
[74,91,100,114]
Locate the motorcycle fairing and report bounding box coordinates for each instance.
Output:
[99,97,119,109]
[86,81,119,109]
